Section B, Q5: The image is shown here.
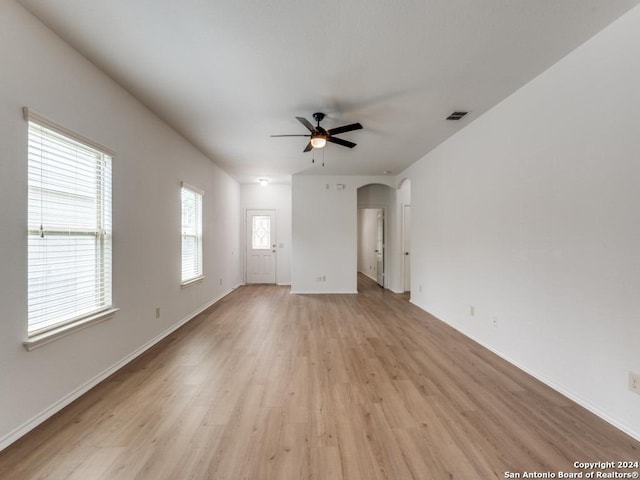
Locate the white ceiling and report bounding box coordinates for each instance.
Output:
[17,0,640,184]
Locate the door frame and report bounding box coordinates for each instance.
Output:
[244,208,277,284]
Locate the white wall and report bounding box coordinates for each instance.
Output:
[240,183,292,285]
[0,2,241,449]
[291,175,395,293]
[403,4,640,439]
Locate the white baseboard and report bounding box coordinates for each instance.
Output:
[0,288,235,452]
[409,299,640,443]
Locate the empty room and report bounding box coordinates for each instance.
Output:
[1,1,639,478]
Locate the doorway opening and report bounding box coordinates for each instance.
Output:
[357,183,393,289]
[357,207,385,287]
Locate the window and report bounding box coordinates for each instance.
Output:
[26,109,114,339]
[251,215,271,250]
[181,183,203,284]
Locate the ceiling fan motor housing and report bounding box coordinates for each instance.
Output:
[312,112,325,124]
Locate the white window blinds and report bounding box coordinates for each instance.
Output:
[181,184,203,283]
[27,111,113,336]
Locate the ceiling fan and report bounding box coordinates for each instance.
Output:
[271,112,363,152]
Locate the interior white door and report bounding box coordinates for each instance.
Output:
[402,204,411,292]
[376,209,384,287]
[246,209,276,284]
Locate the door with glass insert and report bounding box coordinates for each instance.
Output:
[246,209,276,284]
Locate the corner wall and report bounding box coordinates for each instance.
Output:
[0,2,241,449]
[403,4,640,439]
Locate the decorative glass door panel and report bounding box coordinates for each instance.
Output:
[252,215,271,250]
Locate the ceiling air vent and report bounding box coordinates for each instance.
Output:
[446,111,468,121]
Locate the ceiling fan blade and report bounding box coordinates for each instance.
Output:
[327,122,363,136]
[270,134,311,137]
[327,136,357,148]
[303,141,313,152]
[296,117,316,133]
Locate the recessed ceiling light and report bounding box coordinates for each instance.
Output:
[258,178,269,186]
[446,111,468,120]
[383,170,392,174]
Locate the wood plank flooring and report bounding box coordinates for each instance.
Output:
[1,275,638,479]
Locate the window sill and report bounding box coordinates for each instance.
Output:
[181,276,205,288]
[23,307,119,351]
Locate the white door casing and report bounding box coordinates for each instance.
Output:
[246,209,276,284]
[402,204,411,292]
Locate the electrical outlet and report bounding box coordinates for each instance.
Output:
[219,278,223,285]
[155,307,161,319]
[492,317,498,328]
[469,305,475,317]
[418,284,422,292]
[629,372,640,395]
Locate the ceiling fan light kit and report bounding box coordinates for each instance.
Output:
[271,112,363,153]
[310,135,327,149]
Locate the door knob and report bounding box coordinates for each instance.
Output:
[404,252,409,255]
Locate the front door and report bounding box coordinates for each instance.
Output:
[246,209,276,284]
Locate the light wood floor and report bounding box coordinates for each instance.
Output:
[1,275,638,479]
